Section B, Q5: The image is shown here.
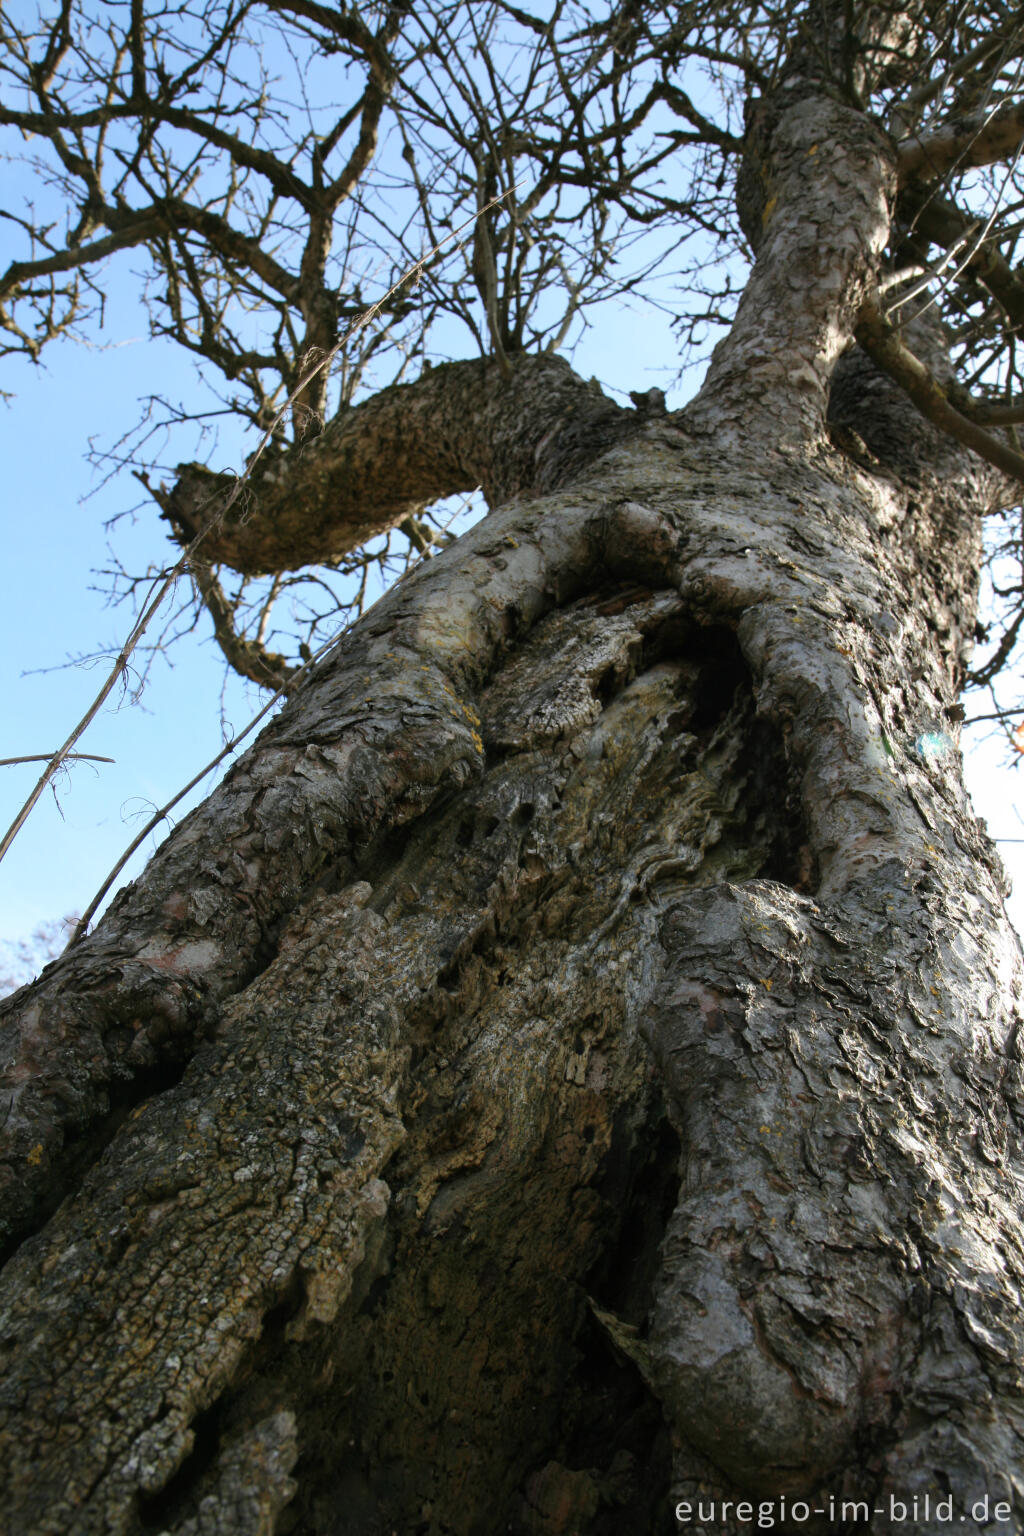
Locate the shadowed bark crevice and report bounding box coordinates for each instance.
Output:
[746,719,819,893]
[137,1399,227,1532]
[263,1113,684,1536]
[505,1320,675,1536]
[0,1056,190,1274]
[0,575,818,1271]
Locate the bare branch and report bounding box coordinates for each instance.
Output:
[901,190,1024,339]
[0,214,163,300]
[898,100,1024,183]
[165,354,632,575]
[188,557,297,691]
[856,292,1024,484]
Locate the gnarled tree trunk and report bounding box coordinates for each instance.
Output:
[2,84,1023,1536]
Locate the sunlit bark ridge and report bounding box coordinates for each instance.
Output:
[2,69,1024,1536]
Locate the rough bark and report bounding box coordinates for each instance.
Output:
[165,354,635,575]
[2,80,1024,1536]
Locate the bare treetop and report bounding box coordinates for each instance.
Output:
[1,2,736,408]
[4,2,1021,387]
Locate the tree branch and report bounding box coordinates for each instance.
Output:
[655,80,742,153]
[903,189,1024,337]
[855,292,1024,484]
[897,100,1024,183]
[0,215,163,300]
[163,354,632,575]
[188,558,297,691]
[958,398,1024,426]
[0,191,301,310]
[898,29,1012,117]
[152,196,301,302]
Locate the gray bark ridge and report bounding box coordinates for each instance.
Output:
[1,81,1023,1536]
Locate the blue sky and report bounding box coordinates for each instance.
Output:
[0,288,260,935]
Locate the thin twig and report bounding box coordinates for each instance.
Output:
[0,753,114,766]
[0,567,185,867]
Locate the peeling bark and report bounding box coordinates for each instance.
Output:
[695,94,895,449]
[2,75,1024,1536]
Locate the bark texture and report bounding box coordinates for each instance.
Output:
[166,354,635,575]
[2,80,1024,1536]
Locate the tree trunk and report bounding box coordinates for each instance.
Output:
[2,90,1024,1536]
